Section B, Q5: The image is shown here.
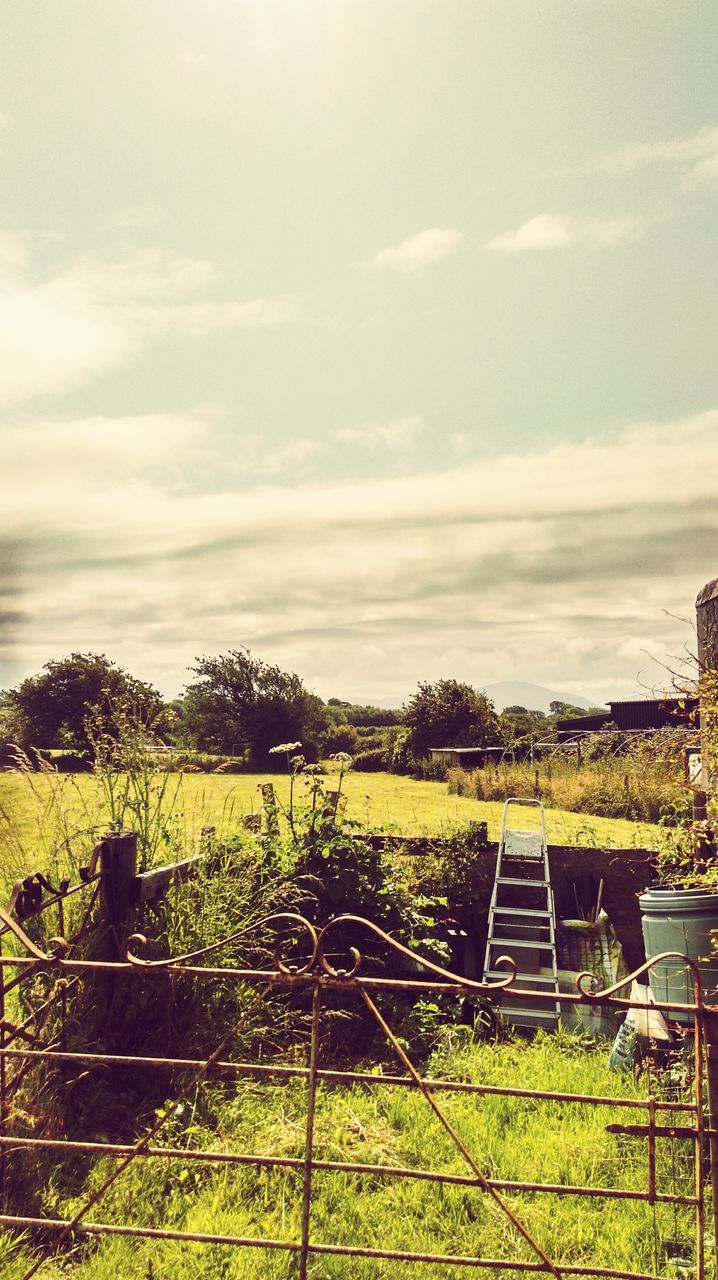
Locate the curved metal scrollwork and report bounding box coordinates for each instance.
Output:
[316,914,517,989]
[575,950,703,1004]
[126,912,319,975]
[124,911,517,989]
[1,888,706,1013]
[0,904,69,961]
[6,873,71,923]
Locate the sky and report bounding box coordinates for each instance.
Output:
[1,0,717,707]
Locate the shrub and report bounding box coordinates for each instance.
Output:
[353,748,388,771]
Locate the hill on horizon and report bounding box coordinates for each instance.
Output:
[481,681,605,714]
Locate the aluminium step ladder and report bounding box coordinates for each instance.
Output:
[482,798,560,1031]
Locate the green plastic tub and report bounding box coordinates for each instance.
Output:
[639,887,718,1022]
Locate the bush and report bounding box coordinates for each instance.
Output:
[414,759,449,782]
[44,750,93,772]
[353,748,389,771]
[318,723,359,756]
[150,751,249,773]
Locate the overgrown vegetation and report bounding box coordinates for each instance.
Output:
[0,687,707,1278]
[447,734,689,826]
[2,1029,697,1279]
[653,666,718,888]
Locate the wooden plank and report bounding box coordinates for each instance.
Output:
[132,856,202,904]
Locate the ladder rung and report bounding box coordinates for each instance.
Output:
[492,907,553,917]
[485,970,559,985]
[497,877,550,887]
[500,1006,559,1020]
[487,937,555,950]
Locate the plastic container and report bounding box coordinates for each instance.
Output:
[639,887,718,1022]
[608,1015,638,1071]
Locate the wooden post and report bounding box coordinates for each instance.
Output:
[99,831,138,960]
[702,1008,718,1271]
[260,783,280,838]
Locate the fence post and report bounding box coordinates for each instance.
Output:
[99,831,138,960]
[702,1008,718,1266]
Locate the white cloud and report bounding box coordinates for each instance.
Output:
[2,408,716,702]
[335,415,425,452]
[604,123,718,186]
[0,236,311,407]
[364,227,464,272]
[486,213,645,253]
[448,432,473,460]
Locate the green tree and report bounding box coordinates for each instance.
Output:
[549,700,605,719]
[499,705,547,748]
[5,652,167,756]
[181,649,326,766]
[403,679,500,758]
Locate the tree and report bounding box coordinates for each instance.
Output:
[5,653,167,755]
[548,701,604,719]
[181,649,326,765]
[499,706,547,748]
[403,679,501,758]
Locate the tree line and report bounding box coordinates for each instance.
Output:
[0,650,601,772]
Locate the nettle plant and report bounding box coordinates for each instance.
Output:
[267,744,452,963]
[86,699,184,871]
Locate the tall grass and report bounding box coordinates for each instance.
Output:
[447,747,688,826]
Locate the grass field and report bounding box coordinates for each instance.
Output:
[0,767,660,884]
[1,1030,697,1279]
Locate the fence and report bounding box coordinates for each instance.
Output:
[0,833,717,1279]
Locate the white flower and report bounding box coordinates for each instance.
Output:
[269,741,303,754]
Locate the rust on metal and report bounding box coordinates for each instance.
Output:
[646,1097,656,1206]
[0,1134,700,1205]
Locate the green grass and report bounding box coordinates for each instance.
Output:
[0,769,660,887]
[2,1030,699,1279]
[447,754,687,826]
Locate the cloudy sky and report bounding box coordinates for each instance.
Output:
[1,0,717,706]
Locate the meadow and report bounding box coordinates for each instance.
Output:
[0,766,660,886]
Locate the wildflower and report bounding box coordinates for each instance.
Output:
[269,741,302,754]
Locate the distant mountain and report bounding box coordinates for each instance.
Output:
[481,681,605,714]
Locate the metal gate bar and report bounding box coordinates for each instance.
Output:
[0,908,711,1280]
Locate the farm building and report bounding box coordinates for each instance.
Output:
[428,745,510,768]
[556,695,698,741]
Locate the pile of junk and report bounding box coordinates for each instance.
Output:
[557,875,718,1072]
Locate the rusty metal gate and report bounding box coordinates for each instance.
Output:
[0,844,715,1279]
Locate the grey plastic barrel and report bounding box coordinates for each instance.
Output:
[639,888,718,1022]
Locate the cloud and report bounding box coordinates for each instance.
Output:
[603,123,718,187]
[0,237,311,407]
[363,227,464,272]
[335,415,425,452]
[485,213,645,253]
[1,407,716,702]
[232,415,427,480]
